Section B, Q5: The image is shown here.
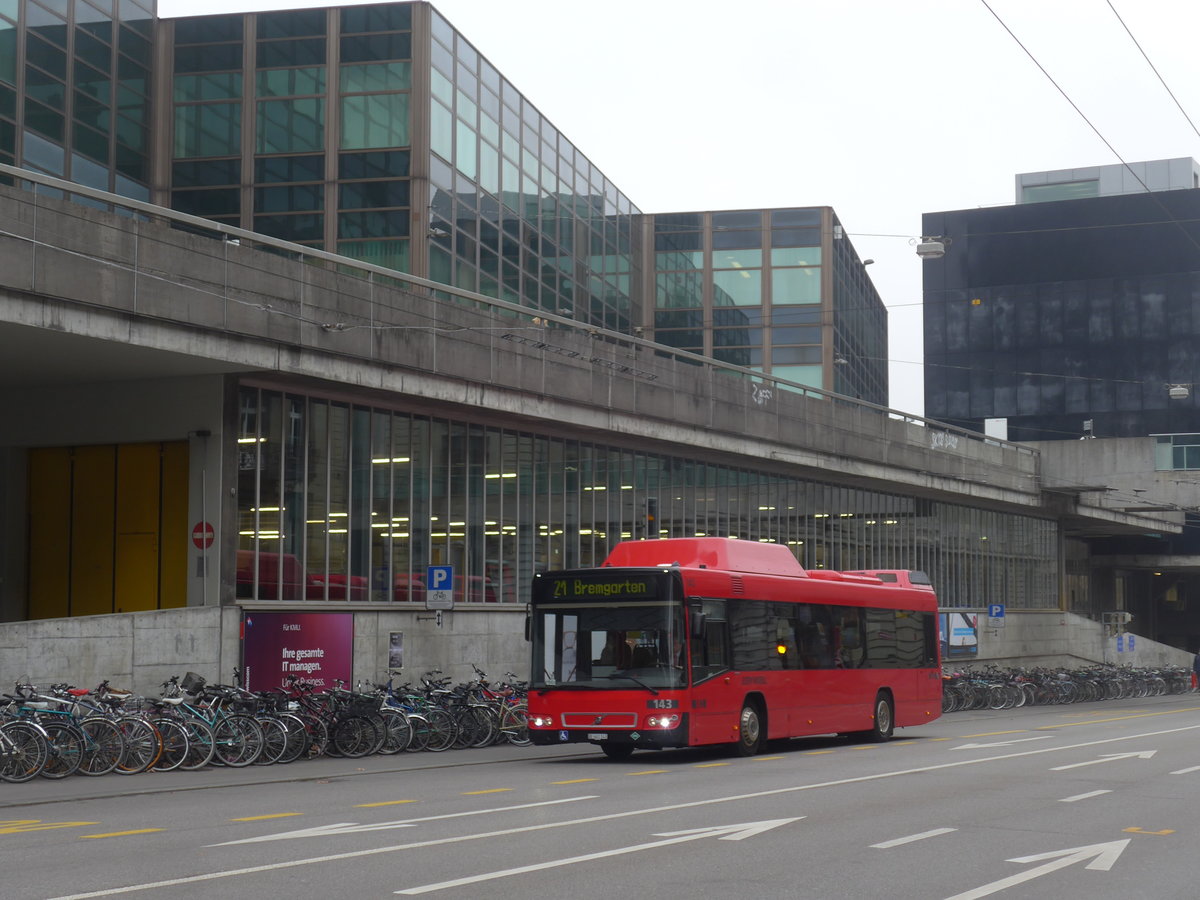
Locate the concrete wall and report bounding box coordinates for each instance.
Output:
[0,605,529,696]
[0,605,1188,698]
[961,610,1191,670]
[1032,436,1200,519]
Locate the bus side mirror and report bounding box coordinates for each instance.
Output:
[690,612,706,639]
[524,615,531,642]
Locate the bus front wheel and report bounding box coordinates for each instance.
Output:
[733,702,762,756]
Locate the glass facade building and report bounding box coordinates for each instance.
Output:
[1,0,153,199]
[645,208,887,402]
[167,3,640,333]
[236,383,1057,610]
[4,1,1065,620]
[923,186,1200,441]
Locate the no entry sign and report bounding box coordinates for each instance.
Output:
[192,521,215,550]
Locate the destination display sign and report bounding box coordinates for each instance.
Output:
[544,573,660,601]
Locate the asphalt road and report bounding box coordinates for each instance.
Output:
[4,694,1200,900]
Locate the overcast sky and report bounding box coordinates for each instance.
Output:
[158,0,1200,417]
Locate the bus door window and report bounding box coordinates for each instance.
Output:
[690,599,729,681]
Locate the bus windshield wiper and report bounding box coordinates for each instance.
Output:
[606,672,658,695]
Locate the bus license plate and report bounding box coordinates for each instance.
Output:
[587,732,608,740]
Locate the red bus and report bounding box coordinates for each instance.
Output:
[526,537,941,759]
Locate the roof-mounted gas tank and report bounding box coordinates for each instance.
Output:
[601,537,806,577]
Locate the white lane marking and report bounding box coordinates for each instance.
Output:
[1058,790,1112,802]
[1170,765,1200,774]
[943,839,1131,900]
[871,827,957,848]
[211,796,595,846]
[952,736,1053,751]
[46,722,1200,900]
[1050,750,1156,770]
[395,819,801,894]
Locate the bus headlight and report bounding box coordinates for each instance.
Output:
[531,715,554,727]
[646,714,679,728]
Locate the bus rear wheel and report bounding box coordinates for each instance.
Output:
[600,742,634,760]
[733,702,762,756]
[862,692,894,742]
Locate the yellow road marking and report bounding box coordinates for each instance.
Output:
[805,750,836,755]
[0,820,98,834]
[1124,827,1175,836]
[628,770,668,776]
[355,799,418,807]
[892,741,917,746]
[550,778,598,784]
[694,762,730,768]
[1037,707,1200,729]
[850,746,878,751]
[80,829,164,839]
[751,756,784,761]
[461,788,512,795]
[229,813,302,822]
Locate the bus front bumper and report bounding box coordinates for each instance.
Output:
[529,714,689,749]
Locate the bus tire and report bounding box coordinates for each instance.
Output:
[600,742,634,760]
[865,691,894,742]
[733,700,763,756]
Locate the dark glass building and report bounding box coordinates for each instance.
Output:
[923,164,1200,441]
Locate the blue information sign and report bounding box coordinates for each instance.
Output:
[988,604,1005,619]
[426,565,454,609]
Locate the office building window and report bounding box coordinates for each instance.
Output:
[1155,434,1200,470]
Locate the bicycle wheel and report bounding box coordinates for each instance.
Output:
[332,715,378,758]
[77,716,125,776]
[149,717,191,772]
[422,708,458,752]
[291,712,328,758]
[115,716,162,775]
[499,704,531,746]
[405,714,431,751]
[177,719,216,770]
[38,720,86,779]
[463,706,498,749]
[214,714,264,767]
[253,716,289,765]
[376,708,412,754]
[274,713,311,764]
[0,721,49,783]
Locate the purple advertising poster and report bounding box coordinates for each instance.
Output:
[242,612,354,691]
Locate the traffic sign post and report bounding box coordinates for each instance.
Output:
[426,565,454,610]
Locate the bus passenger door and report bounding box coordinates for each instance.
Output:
[687,603,738,746]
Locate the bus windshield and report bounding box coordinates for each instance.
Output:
[530,571,685,690]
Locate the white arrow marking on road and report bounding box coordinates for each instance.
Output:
[1050,750,1156,770]
[943,839,1131,900]
[394,818,802,895]
[211,796,596,846]
[953,736,1053,751]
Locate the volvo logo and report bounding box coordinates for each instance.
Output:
[593,715,605,725]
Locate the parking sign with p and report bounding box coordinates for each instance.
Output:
[426,565,454,610]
